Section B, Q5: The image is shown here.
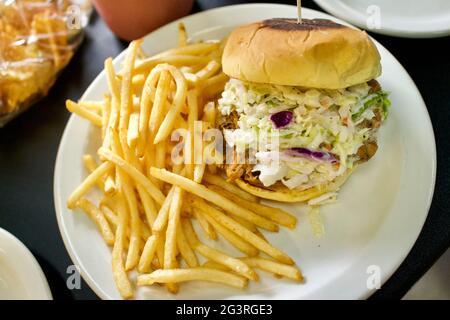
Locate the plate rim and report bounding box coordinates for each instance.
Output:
[313,0,450,38]
[53,3,437,300]
[0,228,53,300]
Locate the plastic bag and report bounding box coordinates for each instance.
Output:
[0,0,92,127]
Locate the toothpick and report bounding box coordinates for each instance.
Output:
[297,0,302,23]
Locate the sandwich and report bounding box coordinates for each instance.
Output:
[217,18,391,203]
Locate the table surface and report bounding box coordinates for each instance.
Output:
[0,0,448,300]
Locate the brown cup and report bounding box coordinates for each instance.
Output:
[93,0,194,41]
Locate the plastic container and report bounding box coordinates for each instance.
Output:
[0,0,92,127]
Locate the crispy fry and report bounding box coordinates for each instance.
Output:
[153,65,188,144]
[135,55,211,74]
[149,69,171,136]
[201,260,230,272]
[78,100,104,112]
[155,42,220,59]
[98,148,165,205]
[200,211,259,257]
[119,171,142,271]
[192,210,217,240]
[164,187,183,270]
[119,40,141,148]
[136,185,158,227]
[189,197,294,265]
[240,257,303,281]
[66,100,102,127]
[138,235,159,273]
[112,192,133,299]
[186,90,198,178]
[152,187,175,233]
[176,223,198,267]
[67,161,114,209]
[82,154,105,190]
[101,96,112,140]
[203,173,258,202]
[178,22,187,47]
[208,185,297,229]
[137,268,247,289]
[150,168,277,231]
[127,111,140,148]
[77,198,115,246]
[182,219,257,280]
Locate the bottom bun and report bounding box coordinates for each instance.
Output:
[235,169,354,203]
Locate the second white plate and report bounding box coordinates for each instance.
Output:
[313,0,450,38]
[54,4,436,299]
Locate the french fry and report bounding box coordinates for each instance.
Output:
[98,148,165,205]
[104,58,121,151]
[111,192,133,299]
[201,260,230,272]
[208,185,297,229]
[101,96,111,139]
[176,223,198,267]
[186,90,198,178]
[136,69,159,156]
[100,203,118,229]
[203,173,258,202]
[104,175,117,195]
[137,268,247,289]
[153,65,188,144]
[195,61,221,85]
[192,210,217,240]
[127,111,140,148]
[67,161,114,209]
[66,100,102,127]
[189,197,294,265]
[164,187,183,270]
[120,172,142,271]
[119,40,141,148]
[77,198,115,246]
[134,55,211,75]
[136,185,158,227]
[152,187,175,233]
[178,22,187,47]
[202,101,216,126]
[193,164,206,184]
[150,168,277,231]
[149,69,171,136]
[79,100,104,113]
[82,154,105,190]
[240,257,303,281]
[200,211,259,257]
[138,235,159,273]
[182,219,257,281]
[154,42,220,59]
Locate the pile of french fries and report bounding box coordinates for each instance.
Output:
[65,24,302,299]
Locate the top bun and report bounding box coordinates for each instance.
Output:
[222,18,382,89]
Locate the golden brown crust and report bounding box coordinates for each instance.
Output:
[222,18,381,89]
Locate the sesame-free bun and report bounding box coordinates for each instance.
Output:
[222,18,382,89]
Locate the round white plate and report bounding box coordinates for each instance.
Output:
[54,4,436,300]
[313,0,450,38]
[0,228,52,300]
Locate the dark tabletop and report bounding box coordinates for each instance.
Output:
[0,0,448,300]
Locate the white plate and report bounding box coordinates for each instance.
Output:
[0,228,52,300]
[54,4,436,300]
[313,0,450,38]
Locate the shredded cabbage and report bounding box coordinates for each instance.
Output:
[219,79,390,189]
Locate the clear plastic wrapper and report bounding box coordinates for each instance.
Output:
[0,0,92,127]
